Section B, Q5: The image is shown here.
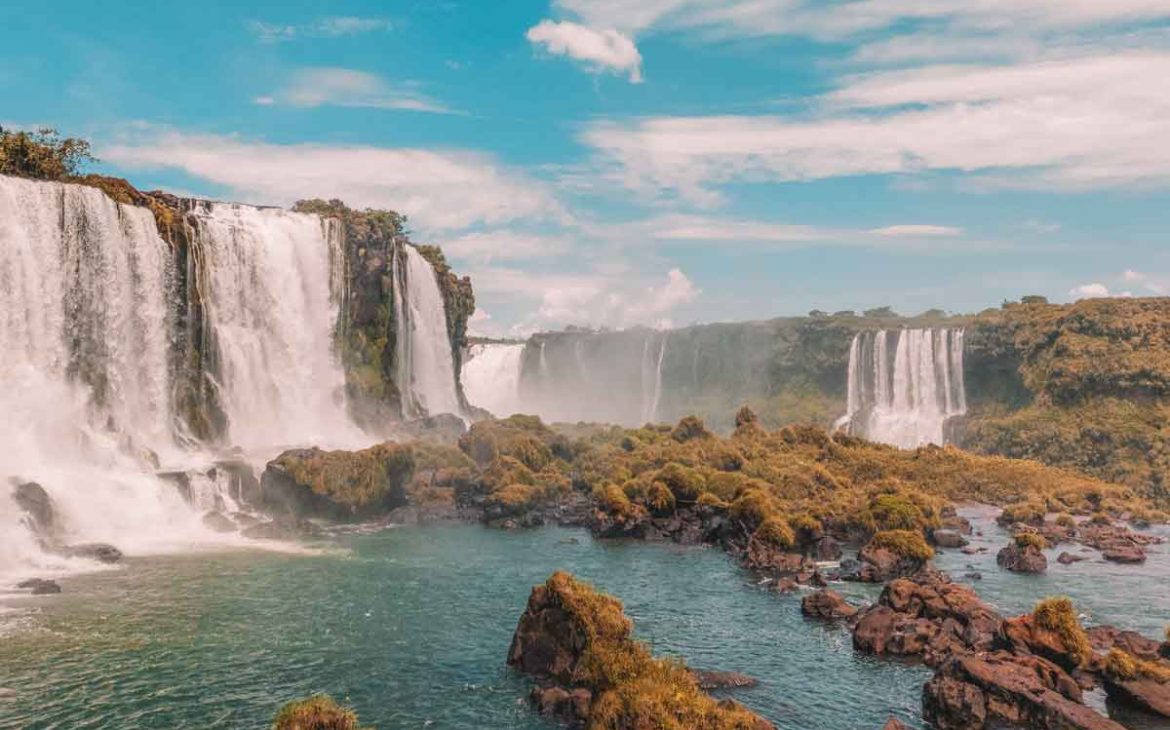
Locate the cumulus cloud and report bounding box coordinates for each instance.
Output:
[526,20,643,82]
[248,17,392,43]
[870,225,963,238]
[255,67,453,114]
[1069,283,1133,299]
[103,129,565,232]
[581,51,1170,202]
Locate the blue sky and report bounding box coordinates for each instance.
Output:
[4,1,1170,336]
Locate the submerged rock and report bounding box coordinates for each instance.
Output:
[16,578,61,595]
[801,590,858,621]
[241,515,321,540]
[692,669,760,690]
[61,543,122,564]
[1058,551,1087,565]
[1102,544,1146,564]
[932,529,969,549]
[996,542,1047,574]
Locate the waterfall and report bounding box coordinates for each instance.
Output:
[838,328,967,448]
[462,343,524,417]
[0,176,220,578]
[393,245,462,418]
[641,333,667,424]
[185,201,361,451]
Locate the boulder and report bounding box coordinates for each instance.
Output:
[854,541,927,583]
[923,652,1125,730]
[1086,626,1164,661]
[933,530,969,549]
[202,511,236,533]
[241,515,321,540]
[1103,676,1170,718]
[881,718,910,730]
[692,670,759,690]
[813,536,843,561]
[1057,552,1087,565]
[801,590,858,621]
[996,543,1047,574]
[16,578,61,595]
[259,443,413,521]
[11,480,57,538]
[1000,614,1085,673]
[61,543,122,563]
[1102,544,1146,564]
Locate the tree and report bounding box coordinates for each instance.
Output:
[863,306,897,318]
[808,309,828,318]
[0,127,95,180]
[1021,295,1049,305]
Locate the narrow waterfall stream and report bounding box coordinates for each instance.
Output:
[393,245,463,419]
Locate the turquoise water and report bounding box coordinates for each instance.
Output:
[1,525,927,729]
[1,516,1165,730]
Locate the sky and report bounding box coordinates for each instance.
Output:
[3,1,1169,337]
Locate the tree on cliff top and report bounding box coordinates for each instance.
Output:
[0,127,95,180]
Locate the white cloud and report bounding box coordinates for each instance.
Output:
[256,67,452,114]
[1069,282,1133,299]
[248,17,391,43]
[871,225,963,237]
[526,20,643,82]
[103,129,565,232]
[1120,269,1167,294]
[442,230,571,263]
[581,51,1170,201]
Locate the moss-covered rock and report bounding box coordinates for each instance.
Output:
[271,695,366,730]
[260,443,415,520]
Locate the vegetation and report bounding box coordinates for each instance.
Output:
[1032,597,1092,667]
[272,695,365,730]
[869,530,934,561]
[1103,648,1170,684]
[540,572,769,729]
[272,443,414,510]
[1013,532,1048,551]
[0,126,94,180]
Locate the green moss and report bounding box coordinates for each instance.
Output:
[271,695,364,730]
[273,443,414,509]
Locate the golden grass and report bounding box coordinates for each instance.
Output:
[271,695,363,730]
[1033,597,1092,667]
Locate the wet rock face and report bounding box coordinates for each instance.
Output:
[996,543,1047,573]
[11,480,57,538]
[1102,676,1170,718]
[61,543,122,563]
[932,529,969,549]
[923,652,1125,730]
[16,578,61,595]
[853,542,927,583]
[1102,544,1146,564]
[507,583,593,685]
[801,590,858,621]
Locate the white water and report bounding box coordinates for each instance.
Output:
[186,202,362,452]
[462,343,525,417]
[393,245,463,419]
[0,177,221,579]
[838,328,967,448]
[641,332,667,424]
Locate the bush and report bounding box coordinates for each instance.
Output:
[870,530,934,561]
[788,513,823,545]
[696,492,728,511]
[1103,648,1170,683]
[645,481,676,515]
[272,695,362,730]
[1054,513,1077,529]
[656,462,705,503]
[671,415,711,443]
[868,493,927,532]
[753,516,796,550]
[998,502,1046,526]
[1087,512,1112,526]
[729,489,774,530]
[1014,532,1048,550]
[1033,597,1092,667]
[0,127,95,180]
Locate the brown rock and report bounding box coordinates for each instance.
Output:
[692,670,759,690]
[923,652,1125,730]
[1102,544,1146,564]
[1000,614,1084,673]
[855,541,927,583]
[1057,551,1087,565]
[881,718,910,730]
[933,529,969,549]
[801,590,858,621]
[1103,676,1170,718]
[1086,626,1164,661]
[996,543,1047,574]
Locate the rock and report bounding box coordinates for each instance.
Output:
[771,577,799,594]
[16,578,61,595]
[813,535,843,561]
[529,685,591,725]
[61,543,122,563]
[963,572,982,581]
[853,541,927,583]
[1103,676,1170,717]
[923,652,1125,730]
[241,515,321,540]
[259,443,413,521]
[1102,544,1146,564]
[881,718,910,730]
[933,530,969,549]
[1057,551,1087,565]
[11,480,57,538]
[801,590,858,621]
[202,511,236,533]
[996,543,1047,574]
[1086,626,1164,661]
[692,669,759,690]
[1000,614,1085,672]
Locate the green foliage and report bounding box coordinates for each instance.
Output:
[1033,597,1092,667]
[272,695,364,730]
[274,443,414,509]
[645,481,676,515]
[656,462,705,502]
[868,493,927,532]
[671,415,712,443]
[0,127,94,180]
[870,530,934,561]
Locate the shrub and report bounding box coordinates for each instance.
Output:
[645,481,676,515]
[1103,648,1170,683]
[1014,532,1048,550]
[272,695,362,730]
[1033,597,1092,667]
[671,415,712,443]
[696,492,728,511]
[870,530,934,561]
[1054,513,1077,529]
[0,126,95,180]
[1087,512,1112,526]
[788,513,823,545]
[729,489,774,529]
[998,501,1046,526]
[656,462,705,503]
[868,493,927,532]
[753,516,796,550]
[486,483,541,515]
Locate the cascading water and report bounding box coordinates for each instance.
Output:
[185,201,361,451]
[837,328,967,448]
[0,176,218,578]
[461,343,524,417]
[640,332,667,424]
[393,245,463,419]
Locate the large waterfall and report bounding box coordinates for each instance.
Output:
[392,245,463,419]
[462,343,524,417]
[0,176,219,578]
[185,201,361,450]
[837,328,967,448]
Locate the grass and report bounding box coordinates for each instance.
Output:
[1014,532,1048,550]
[272,695,364,730]
[1033,597,1092,667]
[870,530,934,561]
[1103,648,1170,684]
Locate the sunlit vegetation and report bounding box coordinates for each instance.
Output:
[0,126,94,180]
[1013,532,1048,551]
[869,530,934,561]
[1032,597,1092,667]
[1103,648,1170,684]
[540,572,769,729]
[271,695,365,730]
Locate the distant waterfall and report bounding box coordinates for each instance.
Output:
[838,328,966,448]
[462,343,524,417]
[640,333,667,424]
[0,176,219,577]
[186,201,361,450]
[393,245,462,418]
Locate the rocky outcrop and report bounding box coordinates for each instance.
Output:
[802,590,859,621]
[996,542,1047,573]
[852,537,931,583]
[923,652,1125,730]
[932,529,968,549]
[16,578,61,595]
[11,480,57,538]
[508,571,774,729]
[259,443,414,521]
[61,543,122,563]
